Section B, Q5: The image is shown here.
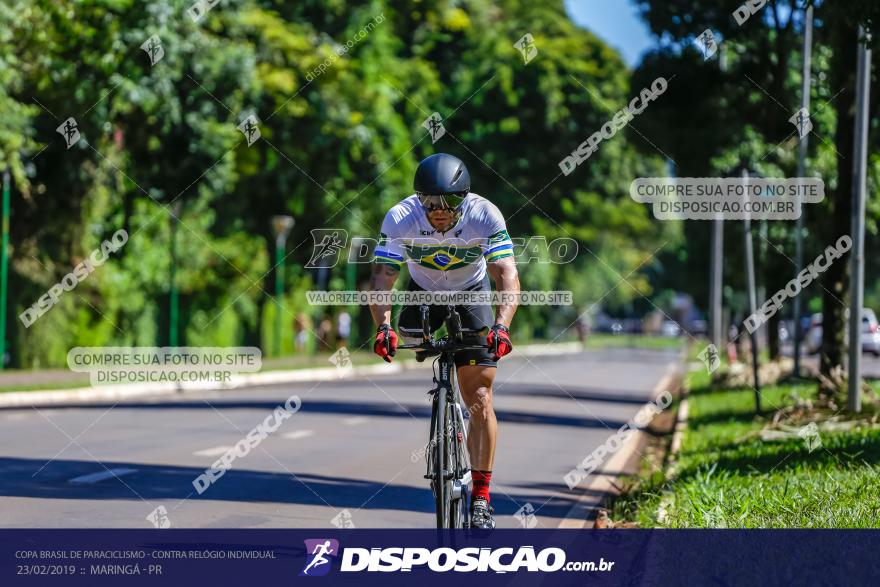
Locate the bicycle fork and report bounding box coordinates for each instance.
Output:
[436,357,470,499]
[451,399,471,500]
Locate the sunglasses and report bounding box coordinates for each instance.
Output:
[417,192,467,212]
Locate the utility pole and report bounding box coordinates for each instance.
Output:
[710,45,727,352]
[711,218,723,350]
[0,169,10,370]
[742,168,761,412]
[169,200,182,347]
[271,216,295,358]
[848,27,871,414]
[793,4,813,378]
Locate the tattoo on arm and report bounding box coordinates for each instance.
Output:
[369,263,399,326]
[488,258,520,328]
[370,263,399,290]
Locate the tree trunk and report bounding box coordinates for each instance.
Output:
[819,20,858,383]
[767,311,780,361]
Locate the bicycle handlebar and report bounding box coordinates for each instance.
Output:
[398,340,487,353]
[394,304,490,354]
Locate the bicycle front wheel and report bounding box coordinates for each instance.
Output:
[432,387,448,528]
[448,400,470,529]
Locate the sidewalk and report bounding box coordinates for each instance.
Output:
[0,342,584,408]
[0,351,381,391]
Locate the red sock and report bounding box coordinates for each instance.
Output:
[472,470,492,502]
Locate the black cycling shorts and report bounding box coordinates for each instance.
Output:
[397,277,496,368]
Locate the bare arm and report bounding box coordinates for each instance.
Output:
[369,263,400,326]
[487,257,519,328]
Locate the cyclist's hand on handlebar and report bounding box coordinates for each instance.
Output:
[487,324,512,361]
[374,324,398,363]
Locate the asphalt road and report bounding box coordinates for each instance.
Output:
[780,342,880,378]
[0,347,682,529]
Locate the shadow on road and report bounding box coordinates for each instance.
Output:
[3,399,629,429]
[498,385,651,405]
[0,457,591,521]
[0,456,436,512]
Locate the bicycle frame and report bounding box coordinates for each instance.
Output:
[399,305,486,529]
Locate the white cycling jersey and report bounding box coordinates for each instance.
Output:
[373,193,514,291]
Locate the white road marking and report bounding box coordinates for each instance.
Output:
[343,417,369,426]
[4,413,28,421]
[193,446,234,457]
[283,430,315,440]
[68,468,138,485]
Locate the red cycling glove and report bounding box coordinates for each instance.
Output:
[487,324,513,361]
[374,324,398,363]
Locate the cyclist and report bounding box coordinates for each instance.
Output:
[369,153,520,530]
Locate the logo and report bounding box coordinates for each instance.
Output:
[514,33,538,64]
[341,546,568,573]
[697,344,721,374]
[328,348,353,376]
[19,229,128,328]
[422,112,445,143]
[744,235,850,334]
[514,502,538,528]
[237,114,261,146]
[798,422,822,453]
[559,77,667,176]
[192,395,301,495]
[57,117,81,149]
[330,509,356,528]
[733,0,768,27]
[307,229,349,268]
[187,0,220,23]
[694,29,718,60]
[789,108,812,139]
[301,539,339,576]
[146,505,171,528]
[702,504,727,528]
[140,35,164,66]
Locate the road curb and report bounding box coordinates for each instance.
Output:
[656,368,692,524]
[0,342,585,408]
[666,390,690,474]
[557,360,685,528]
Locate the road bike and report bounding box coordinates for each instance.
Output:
[397,305,487,529]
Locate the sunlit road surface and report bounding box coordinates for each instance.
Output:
[0,347,682,529]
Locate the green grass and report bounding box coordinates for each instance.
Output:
[612,367,880,528]
[260,349,378,372]
[583,333,685,350]
[0,380,91,393]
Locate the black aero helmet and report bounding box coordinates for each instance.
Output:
[413,153,471,211]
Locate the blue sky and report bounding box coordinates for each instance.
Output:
[564,0,655,67]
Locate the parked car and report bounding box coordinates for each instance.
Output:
[661,320,681,337]
[622,318,643,334]
[688,319,708,337]
[805,309,880,356]
[778,319,793,343]
[594,314,644,334]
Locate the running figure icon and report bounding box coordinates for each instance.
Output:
[301,540,336,576]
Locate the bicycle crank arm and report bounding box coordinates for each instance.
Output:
[451,470,471,499]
